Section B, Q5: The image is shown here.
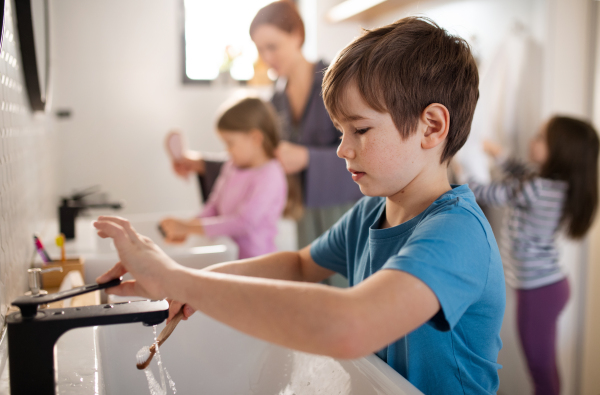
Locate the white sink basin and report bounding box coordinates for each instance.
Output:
[56,309,423,394]
[51,213,421,393]
[45,212,239,286]
[51,213,421,394]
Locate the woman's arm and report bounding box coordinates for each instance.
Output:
[94,216,439,359]
[274,141,362,208]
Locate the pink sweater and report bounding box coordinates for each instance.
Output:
[198,159,287,259]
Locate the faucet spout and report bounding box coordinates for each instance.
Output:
[7,298,169,394]
[58,185,125,239]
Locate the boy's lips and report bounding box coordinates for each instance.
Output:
[348,168,366,181]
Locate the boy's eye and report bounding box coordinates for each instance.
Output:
[355,127,371,135]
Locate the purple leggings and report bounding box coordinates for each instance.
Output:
[517,278,570,395]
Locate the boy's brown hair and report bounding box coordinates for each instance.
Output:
[322,17,479,163]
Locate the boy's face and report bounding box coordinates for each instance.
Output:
[333,83,428,198]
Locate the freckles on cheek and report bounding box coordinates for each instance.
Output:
[364,137,390,169]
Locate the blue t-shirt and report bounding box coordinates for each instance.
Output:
[310,185,505,394]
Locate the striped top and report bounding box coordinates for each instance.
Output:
[466,157,568,289]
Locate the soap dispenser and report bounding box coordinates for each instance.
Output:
[26,267,63,296]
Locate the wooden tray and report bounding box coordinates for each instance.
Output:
[41,257,85,289]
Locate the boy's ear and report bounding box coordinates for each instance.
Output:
[420,103,450,150]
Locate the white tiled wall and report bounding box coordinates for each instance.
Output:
[0,0,54,349]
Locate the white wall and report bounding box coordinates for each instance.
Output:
[51,0,261,215]
[49,0,369,216]
[0,0,55,383]
[582,3,600,394]
[536,1,594,395]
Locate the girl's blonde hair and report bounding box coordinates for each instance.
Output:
[216,97,303,219]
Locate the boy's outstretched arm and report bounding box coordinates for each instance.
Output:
[165,248,338,321]
[200,249,336,282]
[94,216,440,359]
[169,266,439,359]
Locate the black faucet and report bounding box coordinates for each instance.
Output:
[7,279,169,395]
[59,186,124,239]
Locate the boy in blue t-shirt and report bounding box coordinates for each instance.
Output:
[94,16,505,395]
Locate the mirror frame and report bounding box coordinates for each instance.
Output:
[0,1,4,53]
[15,0,47,112]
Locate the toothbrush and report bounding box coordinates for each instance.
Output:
[33,235,51,263]
[136,308,185,370]
[55,234,66,262]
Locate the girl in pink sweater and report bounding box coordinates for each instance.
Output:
[161,98,288,259]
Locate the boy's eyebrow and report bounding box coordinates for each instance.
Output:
[344,114,368,121]
[332,114,369,127]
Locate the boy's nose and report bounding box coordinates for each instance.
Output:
[337,136,356,160]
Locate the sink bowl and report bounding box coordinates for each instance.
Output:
[56,310,423,394]
[66,212,239,286]
[51,213,421,393]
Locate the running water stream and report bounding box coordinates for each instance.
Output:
[141,325,177,395]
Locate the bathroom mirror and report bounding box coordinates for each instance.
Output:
[0,1,4,51]
[15,0,49,112]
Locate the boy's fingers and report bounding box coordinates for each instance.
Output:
[93,220,131,251]
[167,301,183,323]
[96,262,127,284]
[183,305,195,318]
[96,216,141,244]
[103,280,142,297]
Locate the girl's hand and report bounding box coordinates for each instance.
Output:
[160,218,190,244]
[94,216,180,300]
[275,141,309,174]
[172,151,205,179]
[166,299,196,323]
[483,140,503,159]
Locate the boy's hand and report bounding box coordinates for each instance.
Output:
[160,218,190,244]
[167,299,196,323]
[482,140,503,159]
[275,141,309,174]
[94,216,180,300]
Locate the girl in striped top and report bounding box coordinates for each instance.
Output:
[462,116,599,395]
